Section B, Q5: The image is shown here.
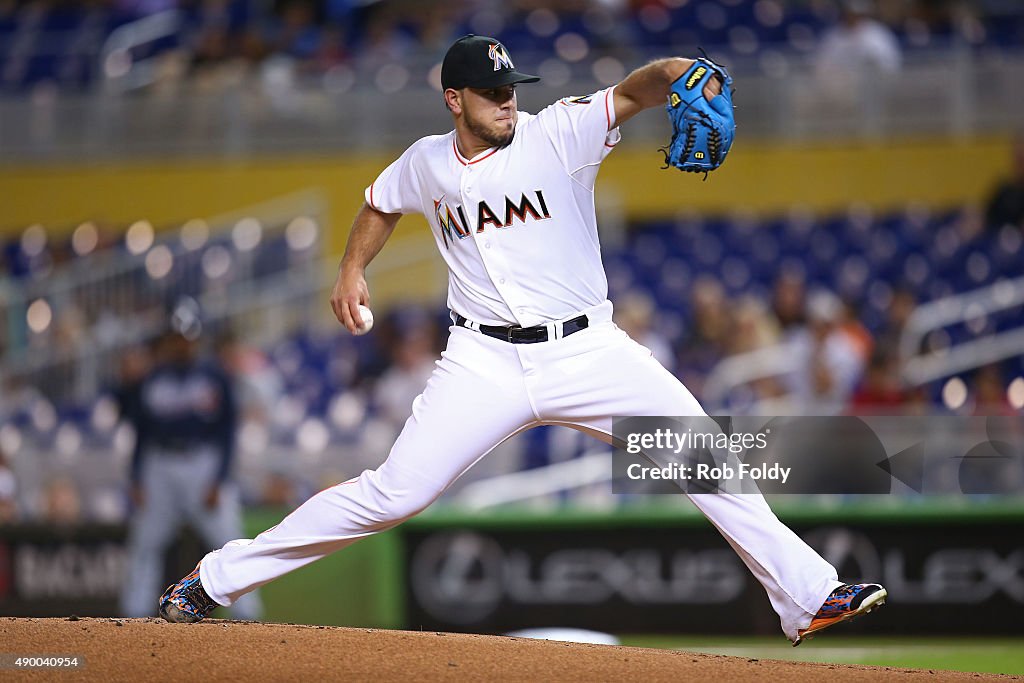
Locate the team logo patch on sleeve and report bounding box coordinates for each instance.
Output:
[560,94,595,106]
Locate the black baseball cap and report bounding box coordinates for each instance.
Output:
[441,35,540,91]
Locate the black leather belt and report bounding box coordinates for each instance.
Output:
[453,312,589,344]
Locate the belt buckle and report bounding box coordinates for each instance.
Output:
[506,326,517,343]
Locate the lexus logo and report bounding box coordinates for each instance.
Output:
[410,531,746,624]
[411,532,505,624]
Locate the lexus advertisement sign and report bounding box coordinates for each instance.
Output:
[403,519,1024,634]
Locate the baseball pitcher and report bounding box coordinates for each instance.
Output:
[160,35,885,645]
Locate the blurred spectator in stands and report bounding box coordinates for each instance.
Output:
[772,269,807,339]
[358,2,415,70]
[53,302,88,362]
[677,275,729,391]
[838,298,873,364]
[614,289,675,374]
[215,328,284,425]
[813,0,901,123]
[816,0,902,78]
[267,0,322,61]
[310,22,349,72]
[0,371,44,424]
[905,0,986,47]
[238,22,270,64]
[182,0,265,90]
[373,312,439,433]
[785,290,866,414]
[902,386,932,415]
[41,477,82,526]
[726,295,781,356]
[726,295,787,405]
[971,364,1014,416]
[984,135,1024,232]
[49,238,74,270]
[850,350,907,413]
[190,22,233,78]
[188,28,256,92]
[0,447,17,523]
[876,286,917,353]
[954,203,985,245]
[413,2,462,56]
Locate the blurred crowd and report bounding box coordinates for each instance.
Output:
[0,212,320,394]
[2,137,1023,522]
[0,0,1016,93]
[0,272,1020,526]
[2,196,1023,524]
[615,269,1019,418]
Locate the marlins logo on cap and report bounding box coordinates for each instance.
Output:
[441,34,540,90]
[487,43,514,71]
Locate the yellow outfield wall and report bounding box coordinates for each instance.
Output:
[0,135,1011,257]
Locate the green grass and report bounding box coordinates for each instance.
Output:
[618,636,1024,676]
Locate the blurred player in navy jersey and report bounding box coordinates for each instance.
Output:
[120,301,261,619]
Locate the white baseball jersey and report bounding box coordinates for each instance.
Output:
[365,87,622,327]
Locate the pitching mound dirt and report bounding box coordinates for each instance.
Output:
[1,618,1017,682]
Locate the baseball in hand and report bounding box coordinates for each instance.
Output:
[353,304,374,335]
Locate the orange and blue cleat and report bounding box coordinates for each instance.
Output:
[793,583,887,646]
[158,563,219,623]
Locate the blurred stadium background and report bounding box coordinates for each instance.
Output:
[0,0,1023,673]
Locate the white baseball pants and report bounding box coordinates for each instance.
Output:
[200,300,840,640]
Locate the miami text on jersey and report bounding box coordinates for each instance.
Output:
[434,190,552,249]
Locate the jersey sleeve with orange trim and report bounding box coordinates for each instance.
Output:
[364,143,423,216]
[533,86,621,176]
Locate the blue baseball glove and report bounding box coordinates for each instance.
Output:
[660,57,735,176]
